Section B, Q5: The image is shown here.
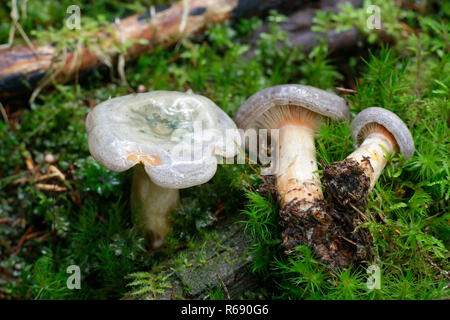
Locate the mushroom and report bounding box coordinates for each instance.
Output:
[85,90,240,248]
[324,107,415,207]
[234,84,349,251]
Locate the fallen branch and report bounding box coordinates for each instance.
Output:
[0,0,303,100]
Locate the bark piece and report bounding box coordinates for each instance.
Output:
[140,214,259,300]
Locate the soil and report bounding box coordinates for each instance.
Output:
[257,174,373,269]
[322,158,372,208]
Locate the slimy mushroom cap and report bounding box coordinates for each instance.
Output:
[350,107,415,160]
[86,90,240,189]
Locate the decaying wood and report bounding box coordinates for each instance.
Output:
[0,0,304,100]
[129,214,259,300]
[244,0,362,58]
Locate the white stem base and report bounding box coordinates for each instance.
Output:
[276,124,323,205]
[130,164,180,248]
[347,132,395,190]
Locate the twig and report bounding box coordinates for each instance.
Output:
[12,164,67,188]
[13,174,50,184]
[48,165,66,181]
[115,18,133,93]
[0,102,8,123]
[14,227,46,253]
[13,15,40,58]
[35,183,68,192]
[425,212,444,221]
[36,232,50,242]
[376,211,387,223]
[0,217,14,224]
[213,203,225,217]
[244,170,253,192]
[216,273,231,300]
[15,225,33,253]
[244,154,261,178]
[348,203,370,222]
[335,87,356,94]
[416,240,450,281]
[24,156,34,172]
[341,236,357,246]
[29,48,66,104]
[0,0,39,59]
[347,192,358,201]
[0,0,18,50]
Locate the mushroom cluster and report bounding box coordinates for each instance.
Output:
[235,85,414,268]
[86,90,240,248]
[85,85,414,268]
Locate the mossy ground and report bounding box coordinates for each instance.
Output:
[0,0,449,299]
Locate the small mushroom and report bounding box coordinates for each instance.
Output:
[235,84,349,251]
[86,90,240,248]
[324,107,414,206]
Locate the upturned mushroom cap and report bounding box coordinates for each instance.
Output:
[350,107,415,159]
[234,84,350,130]
[86,91,240,189]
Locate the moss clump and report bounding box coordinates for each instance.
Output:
[0,1,448,300]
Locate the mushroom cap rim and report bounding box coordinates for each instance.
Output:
[350,107,415,160]
[234,84,350,130]
[86,90,240,189]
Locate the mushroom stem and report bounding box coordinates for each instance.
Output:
[346,128,396,190]
[130,164,180,248]
[276,123,323,205]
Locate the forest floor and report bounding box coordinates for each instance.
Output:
[0,0,448,299]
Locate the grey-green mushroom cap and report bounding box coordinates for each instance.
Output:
[234,84,350,130]
[86,90,240,189]
[350,107,415,159]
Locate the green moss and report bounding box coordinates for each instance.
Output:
[0,2,448,300]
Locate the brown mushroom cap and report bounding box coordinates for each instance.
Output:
[351,107,415,160]
[234,84,350,130]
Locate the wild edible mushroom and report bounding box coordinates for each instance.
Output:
[324,107,415,207]
[234,84,349,253]
[86,90,240,248]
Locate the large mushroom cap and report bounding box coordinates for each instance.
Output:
[351,107,415,159]
[234,84,350,130]
[86,90,240,189]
